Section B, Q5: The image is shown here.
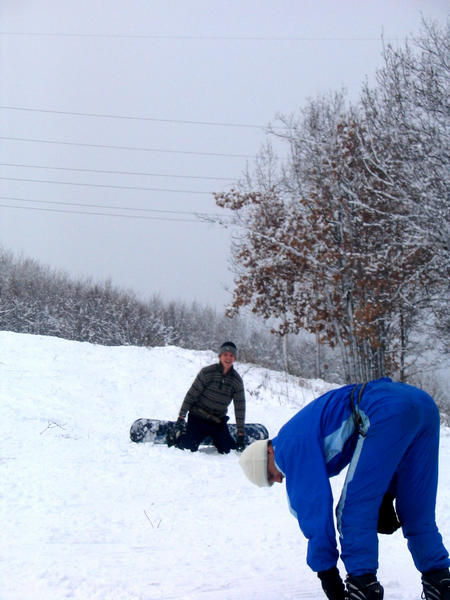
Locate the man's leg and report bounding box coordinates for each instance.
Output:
[177,413,208,452]
[338,386,449,578]
[393,394,449,574]
[211,420,236,454]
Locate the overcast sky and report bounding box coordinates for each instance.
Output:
[1,1,448,310]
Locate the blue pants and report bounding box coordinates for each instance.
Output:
[179,413,236,454]
[337,384,449,576]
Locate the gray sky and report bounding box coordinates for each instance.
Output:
[1,1,448,310]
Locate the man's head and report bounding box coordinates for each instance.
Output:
[219,341,237,374]
[239,439,284,487]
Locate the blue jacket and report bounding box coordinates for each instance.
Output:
[271,377,445,574]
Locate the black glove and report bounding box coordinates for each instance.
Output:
[175,416,186,438]
[377,492,401,534]
[318,567,347,600]
[235,433,246,452]
[166,416,185,447]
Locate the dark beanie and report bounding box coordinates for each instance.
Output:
[219,341,237,357]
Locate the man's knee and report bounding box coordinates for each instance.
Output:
[213,430,235,454]
[216,445,232,454]
[176,432,200,452]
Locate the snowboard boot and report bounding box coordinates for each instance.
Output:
[346,574,384,600]
[422,568,450,600]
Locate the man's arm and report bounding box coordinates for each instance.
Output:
[233,377,246,434]
[178,369,207,418]
[274,431,339,573]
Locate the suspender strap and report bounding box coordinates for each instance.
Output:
[350,382,367,436]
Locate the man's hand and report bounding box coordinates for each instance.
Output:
[175,416,186,437]
[167,416,185,447]
[318,567,347,600]
[235,433,246,452]
[377,492,401,534]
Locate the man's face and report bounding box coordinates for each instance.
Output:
[267,443,284,485]
[219,351,235,372]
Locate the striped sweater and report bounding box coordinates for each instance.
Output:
[179,363,246,434]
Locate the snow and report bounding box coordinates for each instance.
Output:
[1,331,449,599]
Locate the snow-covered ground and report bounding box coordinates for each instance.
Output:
[1,331,449,600]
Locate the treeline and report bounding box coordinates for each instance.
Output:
[215,19,449,384]
[1,247,448,419]
[0,248,342,381]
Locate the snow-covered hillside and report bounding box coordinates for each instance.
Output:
[1,332,449,599]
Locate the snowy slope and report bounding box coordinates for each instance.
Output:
[1,331,449,600]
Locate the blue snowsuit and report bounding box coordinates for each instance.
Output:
[272,378,449,576]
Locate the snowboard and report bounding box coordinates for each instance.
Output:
[130,418,269,446]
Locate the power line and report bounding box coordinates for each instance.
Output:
[1,105,267,129]
[0,176,215,194]
[0,135,255,159]
[0,32,393,41]
[0,195,229,219]
[0,162,234,182]
[0,202,209,223]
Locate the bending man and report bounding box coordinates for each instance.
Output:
[239,378,450,600]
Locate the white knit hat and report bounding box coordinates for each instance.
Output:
[238,439,271,487]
